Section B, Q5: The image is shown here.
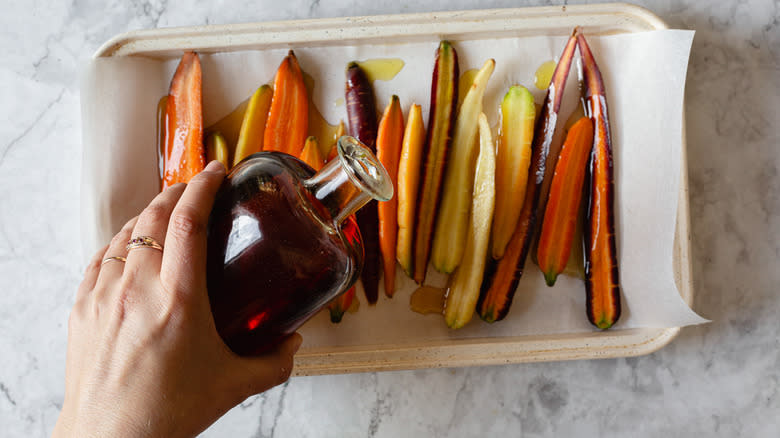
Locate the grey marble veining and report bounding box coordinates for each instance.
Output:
[1,0,778,437]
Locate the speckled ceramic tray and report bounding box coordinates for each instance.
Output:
[90,3,693,375]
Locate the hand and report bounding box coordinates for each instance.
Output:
[53,161,302,438]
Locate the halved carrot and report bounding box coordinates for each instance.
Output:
[377,95,404,297]
[413,40,459,284]
[205,98,249,161]
[478,31,578,323]
[263,50,308,156]
[396,104,425,277]
[444,113,495,329]
[162,51,205,190]
[328,286,356,323]
[299,136,324,169]
[578,31,621,329]
[536,116,593,286]
[431,58,495,273]
[301,135,356,323]
[323,122,355,319]
[156,95,168,183]
[234,84,273,166]
[491,85,536,260]
[206,132,230,169]
[326,121,346,163]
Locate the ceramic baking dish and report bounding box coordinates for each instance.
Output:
[88,2,693,375]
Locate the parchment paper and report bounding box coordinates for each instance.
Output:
[81,29,707,347]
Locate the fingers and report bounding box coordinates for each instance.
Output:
[232,333,303,397]
[76,244,109,302]
[94,216,138,292]
[124,184,187,278]
[160,161,225,300]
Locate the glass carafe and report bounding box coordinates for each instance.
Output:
[206,136,392,355]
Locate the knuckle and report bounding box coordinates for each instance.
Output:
[110,229,130,248]
[169,207,205,239]
[138,203,169,228]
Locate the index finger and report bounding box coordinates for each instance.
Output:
[160,160,226,300]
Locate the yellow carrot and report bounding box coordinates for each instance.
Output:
[396,104,425,277]
[234,85,273,166]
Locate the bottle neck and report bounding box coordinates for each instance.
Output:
[304,136,392,225]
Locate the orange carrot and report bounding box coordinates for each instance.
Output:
[263,50,308,156]
[536,116,594,286]
[162,52,205,190]
[578,31,621,329]
[299,136,324,169]
[300,134,356,322]
[376,96,404,297]
[328,286,356,323]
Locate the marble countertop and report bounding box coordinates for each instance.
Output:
[1,0,778,436]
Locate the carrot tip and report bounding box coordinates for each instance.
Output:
[593,316,614,330]
[330,308,345,323]
[544,270,558,287]
[479,309,497,324]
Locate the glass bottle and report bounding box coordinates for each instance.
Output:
[206,136,392,355]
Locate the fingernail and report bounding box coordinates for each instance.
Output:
[205,160,225,173]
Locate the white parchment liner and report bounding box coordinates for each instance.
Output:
[81,30,707,348]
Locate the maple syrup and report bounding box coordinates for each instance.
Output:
[206,136,391,355]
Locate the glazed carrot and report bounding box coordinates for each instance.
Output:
[536,116,593,286]
[205,99,249,161]
[491,85,536,260]
[345,61,381,303]
[156,95,168,183]
[431,58,495,273]
[578,31,621,329]
[299,136,324,169]
[206,132,230,169]
[396,104,425,278]
[234,84,273,166]
[413,41,459,284]
[377,96,404,297]
[326,121,346,163]
[162,51,205,190]
[478,31,578,323]
[328,286,356,323]
[324,123,356,319]
[444,113,495,329]
[263,50,308,156]
[301,135,356,322]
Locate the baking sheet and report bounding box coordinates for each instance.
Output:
[81,29,707,349]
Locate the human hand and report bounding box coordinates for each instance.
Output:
[53,161,302,438]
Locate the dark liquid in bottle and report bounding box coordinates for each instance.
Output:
[207,153,361,355]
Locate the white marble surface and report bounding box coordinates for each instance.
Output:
[0,0,778,436]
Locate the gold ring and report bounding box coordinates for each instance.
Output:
[101,256,127,265]
[126,236,164,252]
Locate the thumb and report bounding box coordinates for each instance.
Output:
[231,333,303,397]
